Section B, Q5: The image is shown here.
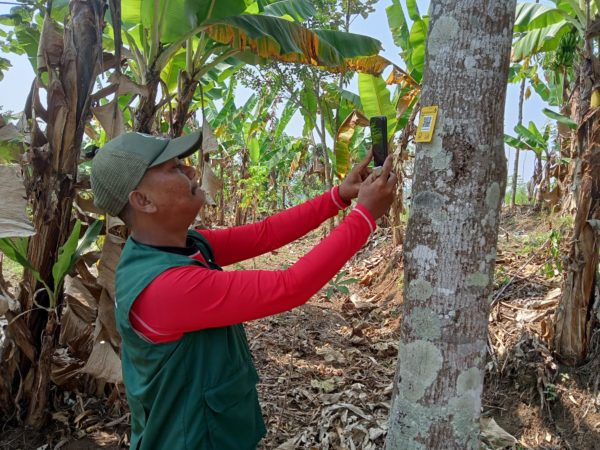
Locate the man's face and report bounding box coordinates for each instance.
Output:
[135,158,205,226]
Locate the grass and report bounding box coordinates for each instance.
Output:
[1,255,24,284]
[504,178,532,205]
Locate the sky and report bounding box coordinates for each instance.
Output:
[0,0,553,182]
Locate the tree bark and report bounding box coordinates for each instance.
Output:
[170,71,198,138]
[134,75,160,134]
[553,30,600,365]
[385,1,515,448]
[391,105,419,245]
[0,0,105,427]
[511,78,526,207]
[218,151,225,225]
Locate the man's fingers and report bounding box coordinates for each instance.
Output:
[387,171,399,187]
[357,150,373,170]
[380,155,393,179]
[362,171,375,186]
[372,166,383,178]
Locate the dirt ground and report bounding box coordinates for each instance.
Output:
[2,206,600,449]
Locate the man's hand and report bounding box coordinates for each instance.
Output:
[338,152,373,204]
[357,155,397,220]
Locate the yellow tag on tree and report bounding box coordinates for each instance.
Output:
[415,106,439,143]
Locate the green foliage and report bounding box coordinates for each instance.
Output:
[0,220,102,308]
[504,177,531,205]
[386,0,427,82]
[542,108,577,129]
[0,2,43,77]
[505,121,551,158]
[261,0,317,22]
[544,383,558,402]
[512,3,571,61]
[543,229,562,279]
[358,74,396,134]
[325,270,358,299]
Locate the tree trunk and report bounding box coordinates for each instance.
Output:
[282,184,286,210]
[553,32,600,365]
[171,71,198,138]
[218,151,225,226]
[391,105,419,245]
[1,0,105,427]
[385,1,515,448]
[511,78,526,207]
[134,75,160,134]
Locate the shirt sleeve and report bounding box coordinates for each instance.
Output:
[196,186,350,267]
[130,205,376,343]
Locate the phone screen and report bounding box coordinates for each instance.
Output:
[370,116,388,167]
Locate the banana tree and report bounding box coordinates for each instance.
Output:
[386,0,428,83]
[504,121,567,206]
[203,79,307,224]
[0,0,107,427]
[514,0,600,365]
[97,0,407,138]
[512,0,595,200]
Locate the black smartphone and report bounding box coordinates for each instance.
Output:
[370,116,388,167]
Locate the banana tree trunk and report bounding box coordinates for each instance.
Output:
[171,72,198,138]
[391,105,419,245]
[553,35,600,365]
[219,152,225,225]
[316,91,334,231]
[1,0,104,427]
[385,1,515,447]
[134,74,160,133]
[511,78,526,207]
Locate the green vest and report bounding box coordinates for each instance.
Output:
[115,230,266,450]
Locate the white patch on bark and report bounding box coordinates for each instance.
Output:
[481,210,497,228]
[428,16,459,54]
[465,272,489,288]
[411,245,438,273]
[485,250,496,263]
[457,367,481,395]
[447,367,484,448]
[424,132,451,172]
[408,279,434,301]
[399,341,443,402]
[412,191,450,225]
[485,182,501,209]
[464,55,476,70]
[408,308,442,341]
[436,287,456,297]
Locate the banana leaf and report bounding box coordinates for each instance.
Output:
[543,108,577,129]
[262,0,316,22]
[512,21,570,60]
[273,99,297,141]
[334,110,369,179]
[406,0,421,21]
[514,3,565,32]
[504,134,531,150]
[358,73,396,134]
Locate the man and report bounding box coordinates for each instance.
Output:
[90,131,397,449]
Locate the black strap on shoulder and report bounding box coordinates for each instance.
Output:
[187,230,222,271]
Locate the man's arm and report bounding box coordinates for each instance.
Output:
[197,186,350,266]
[131,205,375,343]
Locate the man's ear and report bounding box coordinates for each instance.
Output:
[128,190,157,214]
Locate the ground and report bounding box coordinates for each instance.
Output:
[1,206,600,449]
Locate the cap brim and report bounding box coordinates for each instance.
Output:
[149,130,202,167]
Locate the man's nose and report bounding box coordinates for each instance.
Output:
[183,165,196,179]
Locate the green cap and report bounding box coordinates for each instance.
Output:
[91,131,202,216]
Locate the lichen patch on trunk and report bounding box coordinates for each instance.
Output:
[398,340,443,402]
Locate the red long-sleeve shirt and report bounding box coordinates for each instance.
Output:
[130,187,376,343]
